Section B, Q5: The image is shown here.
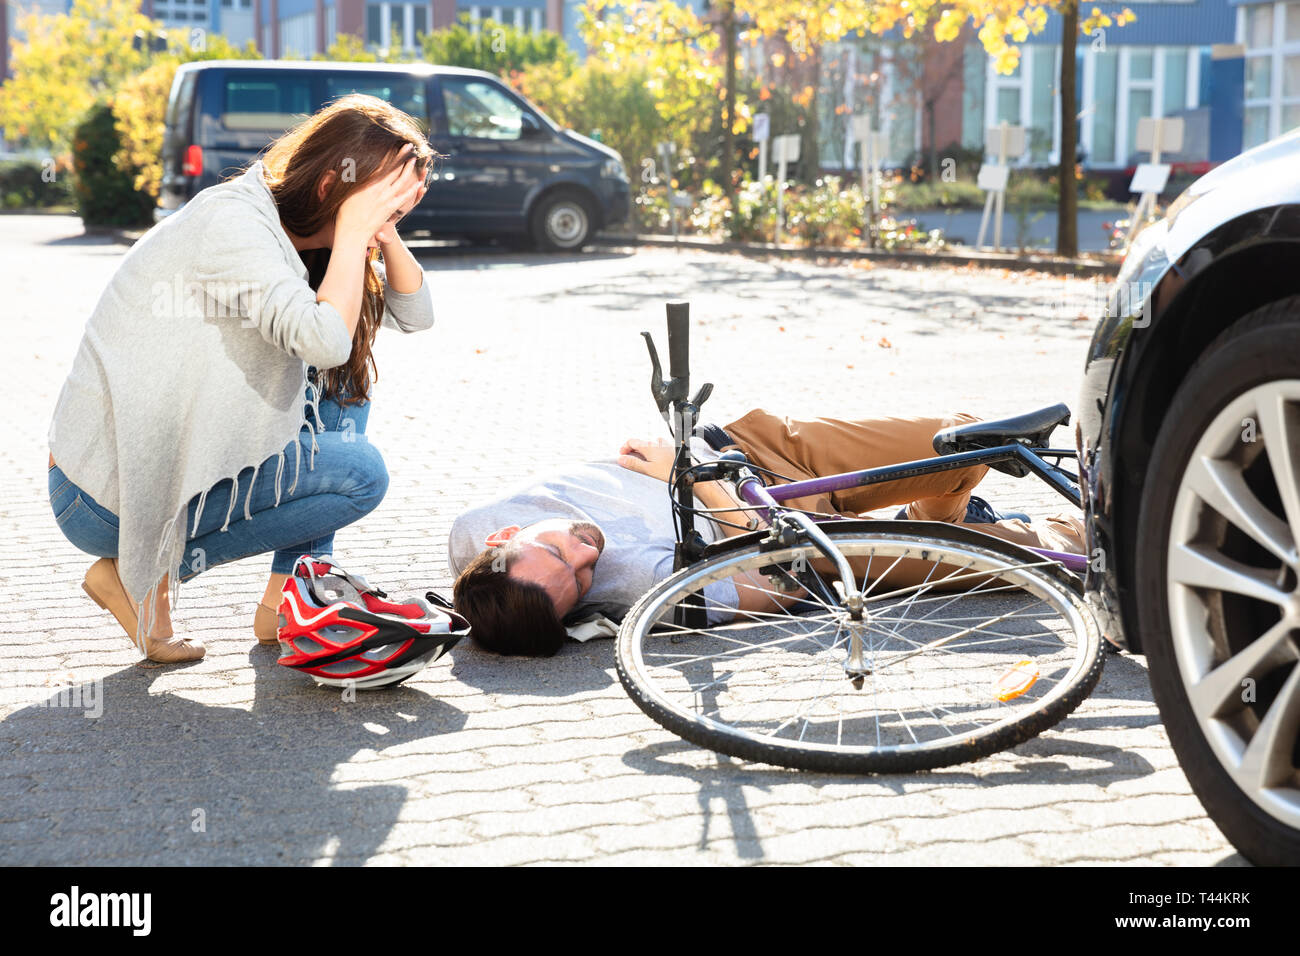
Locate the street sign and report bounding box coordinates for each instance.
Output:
[850,116,889,247]
[977,164,1009,192]
[1135,117,1184,154]
[1130,162,1172,195]
[753,113,770,143]
[983,124,1026,160]
[772,134,801,164]
[976,123,1023,251]
[1126,117,1184,248]
[773,134,801,245]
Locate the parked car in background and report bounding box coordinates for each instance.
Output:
[157,60,630,250]
[1077,128,1300,865]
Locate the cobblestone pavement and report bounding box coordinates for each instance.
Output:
[1,216,1241,865]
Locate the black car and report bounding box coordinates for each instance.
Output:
[156,59,630,250]
[1077,128,1300,865]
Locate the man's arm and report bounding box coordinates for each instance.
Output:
[618,437,798,614]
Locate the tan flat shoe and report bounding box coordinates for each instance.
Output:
[82,557,205,663]
[253,602,282,646]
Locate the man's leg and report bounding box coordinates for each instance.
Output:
[721,408,987,519]
[721,408,1087,587]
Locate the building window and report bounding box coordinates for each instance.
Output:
[1242,1,1300,148]
[458,2,547,33]
[280,11,316,57]
[366,3,431,50]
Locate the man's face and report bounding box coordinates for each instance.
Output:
[500,519,605,619]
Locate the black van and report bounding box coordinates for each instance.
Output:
[157,59,630,250]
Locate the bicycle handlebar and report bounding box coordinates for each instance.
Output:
[666,301,690,388]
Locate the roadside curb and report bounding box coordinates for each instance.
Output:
[91,224,1121,278]
[591,232,1121,277]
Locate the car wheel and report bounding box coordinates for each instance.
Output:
[1136,297,1300,865]
[530,190,593,252]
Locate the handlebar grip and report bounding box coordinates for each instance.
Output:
[666,301,689,384]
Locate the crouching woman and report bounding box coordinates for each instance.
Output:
[47,94,437,662]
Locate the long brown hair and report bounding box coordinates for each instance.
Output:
[257,93,437,404]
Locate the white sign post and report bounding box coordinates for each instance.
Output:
[753,113,770,181]
[773,133,800,245]
[1125,116,1184,248]
[850,115,889,247]
[975,121,1025,252]
[657,141,679,238]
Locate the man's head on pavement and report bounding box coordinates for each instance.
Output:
[453,518,606,656]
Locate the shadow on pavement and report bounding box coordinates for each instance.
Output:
[619,710,1162,860]
[407,238,635,270]
[446,637,616,697]
[0,647,466,865]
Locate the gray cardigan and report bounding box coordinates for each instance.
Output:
[48,160,434,645]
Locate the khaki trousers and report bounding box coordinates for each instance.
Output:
[721,408,1087,562]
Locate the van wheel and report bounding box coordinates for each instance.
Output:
[530,190,594,252]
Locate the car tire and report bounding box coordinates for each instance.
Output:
[1136,296,1300,865]
[530,189,594,252]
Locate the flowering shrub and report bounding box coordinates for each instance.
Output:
[641,174,946,251]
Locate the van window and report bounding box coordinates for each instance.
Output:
[166,70,198,133]
[441,78,528,140]
[324,76,429,132]
[221,74,314,131]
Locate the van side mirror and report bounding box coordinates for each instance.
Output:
[519,114,544,139]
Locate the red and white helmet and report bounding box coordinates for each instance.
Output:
[276,555,467,689]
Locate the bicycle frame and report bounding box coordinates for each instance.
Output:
[642,304,1090,590]
[735,443,1088,574]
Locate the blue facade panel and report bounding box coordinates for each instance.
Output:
[1209,52,1245,160]
[1023,0,1236,46]
[278,0,318,20]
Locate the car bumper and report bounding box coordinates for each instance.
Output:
[600,181,630,227]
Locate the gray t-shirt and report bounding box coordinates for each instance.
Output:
[448,438,739,622]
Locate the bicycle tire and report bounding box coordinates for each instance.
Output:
[616,521,1104,772]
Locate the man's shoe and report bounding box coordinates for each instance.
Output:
[963,495,1031,524]
[895,495,1031,523]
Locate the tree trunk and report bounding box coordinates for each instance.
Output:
[721,0,737,211]
[803,44,821,185]
[1056,1,1079,257]
[927,99,938,177]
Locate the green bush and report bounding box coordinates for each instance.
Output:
[71,99,155,227]
[785,176,867,247]
[888,178,986,210]
[0,158,75,208]
[676,174,943,251]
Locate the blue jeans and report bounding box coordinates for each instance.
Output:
[49,383,388,580]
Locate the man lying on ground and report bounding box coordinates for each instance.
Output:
[448,408,1086,656]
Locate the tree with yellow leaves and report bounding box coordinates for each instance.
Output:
[0,0,159,154]
[583,0,1135,255]
[580,0,740,185]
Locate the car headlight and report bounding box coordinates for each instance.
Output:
[602,158,628,181]
[1109,219,1170,324]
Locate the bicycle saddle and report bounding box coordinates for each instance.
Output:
[932,403,1071,477]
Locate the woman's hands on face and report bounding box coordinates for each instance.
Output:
[334,151,425,248]
[376,181,427,249]
[617,437,677,483]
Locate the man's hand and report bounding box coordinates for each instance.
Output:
[618,437,676,483]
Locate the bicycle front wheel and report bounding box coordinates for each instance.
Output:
[616,522,1104,772]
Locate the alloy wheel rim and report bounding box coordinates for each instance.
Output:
[1167,380,1300,829]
